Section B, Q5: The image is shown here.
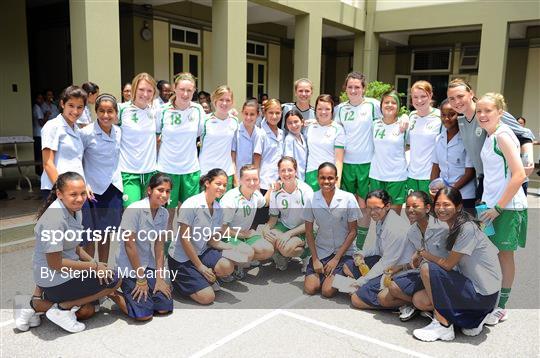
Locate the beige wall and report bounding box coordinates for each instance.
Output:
[377,52,396,85]
[521,45,540,159]
[0,0,33,175]
[202,30,213,92]
[376,0,473,12]
[153,20,170,82]
[133,16,155,75]
[279,46,294,102]
[503,46,529,116]
[267,43,281,99]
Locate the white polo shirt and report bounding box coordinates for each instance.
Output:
[199,114,239,176]
[305,121,346,173]
[40,114,85,190]
[80,122,122,195]
[115,198,169,277]
[117,102,158,174]
[270,180,313,230]
[156,102,204,175]
[407,109,442,180]
[303,189,360,258]
[169,192,223,263]
[232,122,263,178]
[254,121,284,190]
[220,187,266,230]
[283,133,307,181]
[334,98,381,164]
[369,119,408,182]
[433,129,475,200]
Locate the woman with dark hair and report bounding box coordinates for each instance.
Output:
[114,173,174,320]
[303,162,359,298]
[304,95,345,190]
[14,172,121,333]
[283,109,307,181]
[411,187,501,342]
[167,168,236,305]
[78,82,100,126]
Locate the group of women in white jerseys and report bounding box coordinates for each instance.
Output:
[13,70,530,343]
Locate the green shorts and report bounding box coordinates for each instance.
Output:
[342,163,371,199]
[305,170,319,191]
[369,178,407,205]
[166,171,200,208]
[490,209,528,251]
[273,221,306,241]
[226,234,262,246]
[121,171,156,207]
[406,177,430,196]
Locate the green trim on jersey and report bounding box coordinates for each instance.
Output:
[493,136,508,178]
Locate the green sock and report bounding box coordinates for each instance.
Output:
[498,287,511,309]
[356,226,369,250]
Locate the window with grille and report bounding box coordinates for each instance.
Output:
[411,49,452,73]
[460,46,479,70]
[247,40,266,58]
[170,25,200,47]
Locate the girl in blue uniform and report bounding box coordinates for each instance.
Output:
[303,162,359,298]
[167,169,236,304]
[114,173,174,320]
[14,172,121,333]
[411,187,502,342]
[80,94,123,262]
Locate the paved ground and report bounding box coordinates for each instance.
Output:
[1,196,539,357]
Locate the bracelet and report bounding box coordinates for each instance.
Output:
[136,278,147,286]
[494,204,503,214]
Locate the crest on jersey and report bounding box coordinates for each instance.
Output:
[475,127,483,137]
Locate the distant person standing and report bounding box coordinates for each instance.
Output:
[32,93,45,175]
[121,83,132,103]
[156,80,173,106]
[41,89,60,122]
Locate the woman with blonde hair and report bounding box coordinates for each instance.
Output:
[118,72,159,207]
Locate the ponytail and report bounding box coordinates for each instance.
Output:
[36,172,85,220]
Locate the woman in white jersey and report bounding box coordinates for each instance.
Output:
[156,72,205,227]
[476,93,528,325]
[117,73,159,207]
[198,85,239,190]
[368,90,408,214]
[412,188,501,342]
[280,78,316,129]
[407,81,441,195]
[264,157,314,271]
[305,95,345,191]
[334,72,382,250]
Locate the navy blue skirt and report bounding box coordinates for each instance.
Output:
[39,271,119,303]
[82,184,123,233]
[428,262,498,328]
[305,253,353,285]
[120,269,173,319]
[392,270,423,297]
[355,275,386,308]
[168,248,222,296]
[345,255,381,280]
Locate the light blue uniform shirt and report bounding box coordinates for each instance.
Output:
[405,215,449,258]
[115,198,169,277]
[433,129,475,200]
[232,122,263,178]
[169,192,223,263]
[33,199,83,287]
[303,189,360,259]
[361,210,411,283]
[80,122,122,195]
[77,106,93,125]
[40,114,85,190]
[283,132,307,181]
[254,121,284,190]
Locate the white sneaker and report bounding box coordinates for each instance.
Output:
[462,315,489,336]
[398,305,419,322]
[29,314,41,328]
[413,319,455,342]
[301,257,310,274]
[485,308,508,326]
[45,304,85,333]
[232,267,246,280]
[272,252,289,271]
[13,295,36,332]
[420,311,433,320]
